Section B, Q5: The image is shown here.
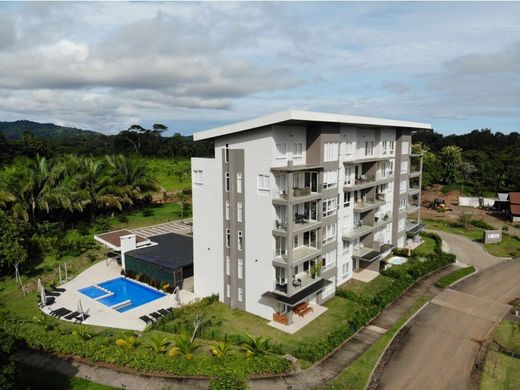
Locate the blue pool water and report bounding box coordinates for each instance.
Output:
[79,277,165,312]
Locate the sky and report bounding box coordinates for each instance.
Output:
[0,1,519,136]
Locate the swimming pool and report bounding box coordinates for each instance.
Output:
[79,277,165,312]
[386,256,408,265]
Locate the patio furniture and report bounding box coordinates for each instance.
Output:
[54,309,72,318]
[140,315,154,324]
[49,307,67,317]
[44,290,61,297]
[64,311,80,320]
[53,288,66,292]
[74,314,90,324]
[149,312,162,320]
[292,278,302,287]
[158,309,169,316]
[293,302,314,317]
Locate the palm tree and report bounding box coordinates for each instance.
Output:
[106,155,159,204]
[72,326,93,341]
[210,341,232,358]
[240,334,271,357]
[144,335,171,353]
[33,313,53,330]
[167,333,200,360]
[0,190,14,209]
[115,334,140,349]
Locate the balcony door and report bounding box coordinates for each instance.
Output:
[305,171,318,193]
[303,230,317,248]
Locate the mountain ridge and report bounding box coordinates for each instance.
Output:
[0,120,104,141]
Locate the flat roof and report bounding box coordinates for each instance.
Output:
[193,110,432,141]
[261,278,332,307]
[509,192,520,204]
[94,230,149,251]
[125,233,193,270]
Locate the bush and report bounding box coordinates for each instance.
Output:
[0,328,18,390]
[209,372,247,390]
[468,219,495,230]
[392,247,410,257]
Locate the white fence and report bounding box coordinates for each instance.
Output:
[458,196,496,208]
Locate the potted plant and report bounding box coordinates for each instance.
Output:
[383,213,389,221]
[310,262,323,279]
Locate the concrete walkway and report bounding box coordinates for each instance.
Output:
[20,266,456,390]
[429,230,507,270]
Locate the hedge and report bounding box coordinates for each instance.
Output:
[0,320,290,377]
[435,266,476,288]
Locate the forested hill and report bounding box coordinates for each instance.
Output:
[0,120,101,141]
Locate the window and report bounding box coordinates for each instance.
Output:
[398,218,406,231]
[226,256,230,276]
[275,236,287,256]
[324,142,339,162]
[399,197,407,212]
[401,160,409,174]
[323,249,336,271]
[343,141,353,156]
[224,147,229,163]
[237,202,243,222]
[402,140,409,155]
[400,179,407,193]
[343,191,351,207]
[381,162,387,177]
[365,141,374,156]
[237,173,242,193]
[257,174,270,191]
[382,141,388,155]
[323,223,337,244]
[238,287,243,302]
[226,284,230,298]
[323,170,338,189]
[225,229,230,248]
[342,262,349,278]
[238,258,243,279]
[276,143,287,160]
[225,201,230,220]
[293,143,303,160]
[323,198,337,217]
[389,141,395,154]
[389,160,394,176]
[225,172,230,192]
[343,240,350,254]
[275,266,287,285]
[344,166,352,185]
[237,231,243,250]
[193,170,203,184]
[293,235,299,248]
[322,277,335,298]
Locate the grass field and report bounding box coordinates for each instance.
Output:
[146,158,191,191]
[16,363,116,390]
[414,236,437,256]
[494,320,520,352]
[339,275,394,301]
[319,296,430,390]
[484,234,520,258]
[435,266,476,288]
[107,202,190,230]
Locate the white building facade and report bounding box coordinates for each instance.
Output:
[191,110,427,326]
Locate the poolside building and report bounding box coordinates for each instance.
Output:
[191,110,427,327]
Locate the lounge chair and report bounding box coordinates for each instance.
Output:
[49,307,67,317]
[158,309,169,316]
[64,311,80,320]
[56,309,72,318]
[165,307,174,313]
[53,288,66,292]
[74,314,89,324]
[149,312,162,320]
[140,315,154,324]
[44,290,60,297]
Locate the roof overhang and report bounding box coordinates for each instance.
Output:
[193,110,432,141]
[94,230,150,252]
[261,278,332,307]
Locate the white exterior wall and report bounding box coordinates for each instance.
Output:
[192,157,224,299]
[215,127,281,320]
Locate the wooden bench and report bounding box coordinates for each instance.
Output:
[294,302,314,317]
[273,312,289,325]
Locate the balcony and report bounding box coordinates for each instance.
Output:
[345,155,393,164]
[344,175,393,191]
[408,186,421,195]
[292,245,321,262]
[291,271,322,292]
[352,245,373,259]
[409,169,421,178]
[406,219,425,234]
[353,199,385,213]
[407,203,420,213]
[374,213,392,228]
[342,223,375,240]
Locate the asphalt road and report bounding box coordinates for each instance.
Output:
[377,260,520,390]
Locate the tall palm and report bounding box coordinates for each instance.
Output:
[240,334,271,357]
[144,335,171,353]
[167,333,200,360]
[106,155,159,204]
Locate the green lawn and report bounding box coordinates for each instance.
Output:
[484,234,520,258]
[494,320,520,352]
[107,202,191,231]
[146,158,191,192]
[414,236,437,256]
[339,275,394,301]
[319,296,430,390]
[435,266,476,288]
[16,363,116,390]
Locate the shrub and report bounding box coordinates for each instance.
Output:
[209,372,247,390]
[503,224,509,232]
[0,328,17,390]
[392,247,410,257]
[468,219,495,230]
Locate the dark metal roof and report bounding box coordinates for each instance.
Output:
[407,223,426,235]
[354,244,394,262]
[125,233,193,270]
[261,278,332,307]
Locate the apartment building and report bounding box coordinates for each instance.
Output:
[191,110,428,326]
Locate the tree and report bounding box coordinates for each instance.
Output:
[144,335,171,353]
[439,145,463,184]
[0,210,30,274]
[210,341,232,358]
[168,333,200,359]
[115,334,140,349]
[0,328,18,390]
[460,161,476,195]
[175,189,191,220]
[240,334,271,357]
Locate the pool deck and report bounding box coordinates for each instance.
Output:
[41,260,199,330]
